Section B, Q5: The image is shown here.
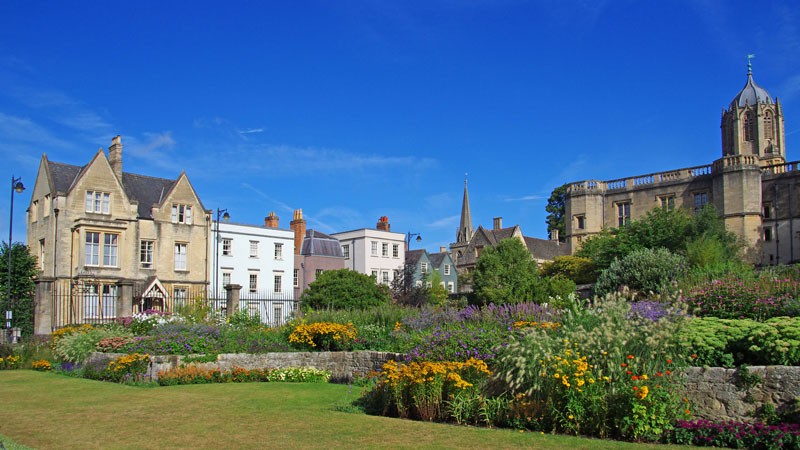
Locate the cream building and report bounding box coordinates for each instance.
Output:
[565,62,798,265]
[28,136,210,333]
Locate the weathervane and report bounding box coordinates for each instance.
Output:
[747,54,756,74]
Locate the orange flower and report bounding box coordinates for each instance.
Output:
[631,375,639,381]
[620,363,627,367]
[667,359,672,364]
[656,372,663,377]
[627,355,635,360]
[666,370,672,375]
[626,371,632,375]
[691,354,698,359]
[632,386,639,391]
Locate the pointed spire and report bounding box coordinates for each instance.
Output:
[456,173,473,243]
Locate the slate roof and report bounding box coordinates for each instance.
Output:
[525,236,570,260]
[405,249,425,266]
[428,252,448,267]
[46,158,177,219]
[48,161,83,193]
[301,229,344,257]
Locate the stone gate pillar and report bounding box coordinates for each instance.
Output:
[117,280,134,319]
[34,277,54,335]
[225,284,241,318]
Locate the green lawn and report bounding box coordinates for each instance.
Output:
[0,371,692,450]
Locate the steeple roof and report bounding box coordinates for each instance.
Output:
[456,176,473,243]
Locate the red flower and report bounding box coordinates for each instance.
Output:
[626,371,632,375]
[666,359,672,364]
[627,355,635,360]
[656,372,663,377]
[620,363,627,367]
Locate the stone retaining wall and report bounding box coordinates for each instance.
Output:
[685,366,800,422]
[84,351,800,423]
[86,351,404,383]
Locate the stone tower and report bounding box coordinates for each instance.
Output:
[713,59,774,255]
[720,58,786,167]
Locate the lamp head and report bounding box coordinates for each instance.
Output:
[13,181,24,193]
[222,211,230,222]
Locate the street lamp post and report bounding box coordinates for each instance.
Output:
[213,208,230,305]
[6,176,24,343]
[405,232,422,251]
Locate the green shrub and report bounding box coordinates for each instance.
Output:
[53,326,133,363]
[594,248,687,297]
[539,255,597,285]
[680,316,800,366]
[301,269,392,310]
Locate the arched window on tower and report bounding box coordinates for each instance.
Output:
[743,111,755,142]
[764,111,774,141]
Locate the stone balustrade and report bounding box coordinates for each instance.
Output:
[567,163,713,195]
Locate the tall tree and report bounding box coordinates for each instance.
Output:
[1,242,38,337]
[472,238,539,305]
[545,184,567,242]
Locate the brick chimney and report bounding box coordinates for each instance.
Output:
[264,211,279,228]
[108,135,123,181]
[376,216,390,232]
[440,246,447,253]
[290,209,306,255]
[493,217,503,230]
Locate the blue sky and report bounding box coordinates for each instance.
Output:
[1,1,800,253]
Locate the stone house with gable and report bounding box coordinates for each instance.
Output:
[27,136,210,333]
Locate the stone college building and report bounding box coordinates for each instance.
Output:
[565,62,797,265]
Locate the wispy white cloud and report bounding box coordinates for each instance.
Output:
[238,128,264,134]
[55,111,112,132]
[0,112,72,148]
[427,214,458,229]
[503,194,544,202]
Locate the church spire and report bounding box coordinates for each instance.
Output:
[456,174,473,243]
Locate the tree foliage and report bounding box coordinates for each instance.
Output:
[472,238,539,305]
[545,184,567,242]
[576,205,740,276]
[0,242,38,337]
[301,269,391,310]
[390,263,428,307]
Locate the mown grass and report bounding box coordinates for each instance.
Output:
[0,371,692,450]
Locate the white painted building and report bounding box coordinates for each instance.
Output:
[331,217,406,285]
[209,215,295,324]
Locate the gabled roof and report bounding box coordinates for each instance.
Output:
[405,249,426,266]
[301,229,344,257]
[525,236,569,260]
[428,252,450,268]
[45,157,178,219]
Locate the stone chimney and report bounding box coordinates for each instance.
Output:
[264,212,279,228]
[108,135,123,181]
[550,229,559,242]
[440,246,447,253]
[290,209,306,255]
[376,216,390,232]
[493,217,503,230]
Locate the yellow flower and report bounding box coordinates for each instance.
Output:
[635,385,649,400]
